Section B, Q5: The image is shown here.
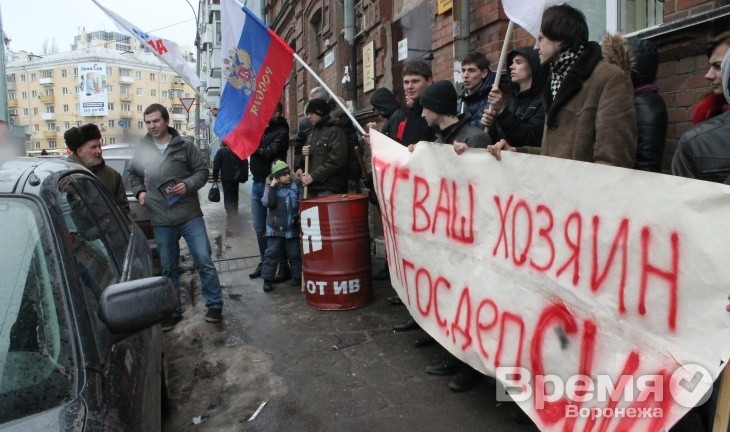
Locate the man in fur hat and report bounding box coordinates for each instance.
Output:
[64,123,130,215]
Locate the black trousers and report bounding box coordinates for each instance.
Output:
[221,181,239,217]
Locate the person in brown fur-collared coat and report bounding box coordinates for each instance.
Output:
[488,4,637,169]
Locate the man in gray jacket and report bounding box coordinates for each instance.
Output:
[128,103,223,331]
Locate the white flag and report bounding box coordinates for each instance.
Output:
[502,0,566,39]
[91,0,202,89]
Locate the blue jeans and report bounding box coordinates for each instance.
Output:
[251,181,268,261]
[154,216,223,315]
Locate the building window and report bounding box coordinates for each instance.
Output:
[108,120,114,128]
[41,70,53,78]
[76,120,82,127]
[30,73,36,81]
[120,68,131,77]
[121,103,131,111]
[106,67,113,75]
[109,137,116,144]
[33,124,40,132]
[34,141,40,149]
[48,140,57,149]
[106,85,113,93]
[31,90,38,98]
[46,106,54,114]
[162,74,167,82]
[23,108,28,116]
[151,89,157,97]
[137,88,143,96]
[135,71,142,79]
[137,104,143,112]
[64,122,70,129]
[8,92,14,99]
[108,102,114,111]
[137,121,144,129]
[73,67,78,77]
[62,87,69,95]
[20,74,26,82]
[213,10,222,46]
[162,90,168,98]
[569,0,663,38]
[32,108,38,116]
[63,104,69,112]
[308,9,323,58]
[150,73,156,81]
[47,123,56,131]
[21,91,27,99]
[45,88,53,96]
[62,69,67,78]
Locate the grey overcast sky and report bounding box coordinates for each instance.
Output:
[0,0,199,54]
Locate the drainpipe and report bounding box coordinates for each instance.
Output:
[452,0,471,80]
[344,0,357,108]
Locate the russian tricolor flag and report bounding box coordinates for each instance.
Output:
[215,0,294,160]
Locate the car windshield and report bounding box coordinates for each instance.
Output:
[0,197,74,424]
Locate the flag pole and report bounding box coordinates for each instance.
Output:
[293,53,367,136]
[484,20,515,131]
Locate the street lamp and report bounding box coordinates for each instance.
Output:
[185,0,202,152]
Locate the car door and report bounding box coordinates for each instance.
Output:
[59,173,161,431]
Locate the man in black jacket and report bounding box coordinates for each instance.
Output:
[212,142,247,221]
[672,47,730,182]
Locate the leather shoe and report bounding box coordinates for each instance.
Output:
[273,264,291,283]
[248,263,262,279]
[448,365,482,392]
[426,355,460,376]
[392,317,419,332]
[414,335,436,347]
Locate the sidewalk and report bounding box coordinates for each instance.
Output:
[162,181,541,431]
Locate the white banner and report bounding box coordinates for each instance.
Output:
[502,0,565,39]
[370,130,730,431]
[92,0,202,89]
[79,62,108,117]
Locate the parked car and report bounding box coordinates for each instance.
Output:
[0,157,176,431]
[102,143,160,274]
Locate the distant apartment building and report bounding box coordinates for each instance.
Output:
[5,29,198,155]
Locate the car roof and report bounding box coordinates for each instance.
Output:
[0,157,89,194]
[102,144,137,158]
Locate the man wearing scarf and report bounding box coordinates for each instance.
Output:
[488,4,637,169]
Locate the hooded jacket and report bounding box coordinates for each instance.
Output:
[297,114,348,193]
[489,47,547,148]
[250,116,290,182]
[370,88,407,142]
[459,70,497,128]
[672,49,730,182]
[603,35,667,172]
[67,153,130,215]
[128,127,209,226]
[400,98,436,146]
[520,41,637,168]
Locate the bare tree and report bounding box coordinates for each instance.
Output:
[41,38,59,54]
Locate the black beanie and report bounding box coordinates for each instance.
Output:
[419,80,458,116]
[305,98,330,117]
[64,124,102,153]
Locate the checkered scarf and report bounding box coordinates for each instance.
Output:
[549,45,585,97]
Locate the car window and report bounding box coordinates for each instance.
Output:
[0,198,74,424]
[57,176,121,300]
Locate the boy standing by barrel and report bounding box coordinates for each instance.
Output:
[261,160,302,292]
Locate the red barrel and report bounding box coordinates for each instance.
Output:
[299,194,372,310]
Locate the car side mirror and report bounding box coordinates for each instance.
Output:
[98,276,176,334]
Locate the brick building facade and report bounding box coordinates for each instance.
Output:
[264,0,729,172]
